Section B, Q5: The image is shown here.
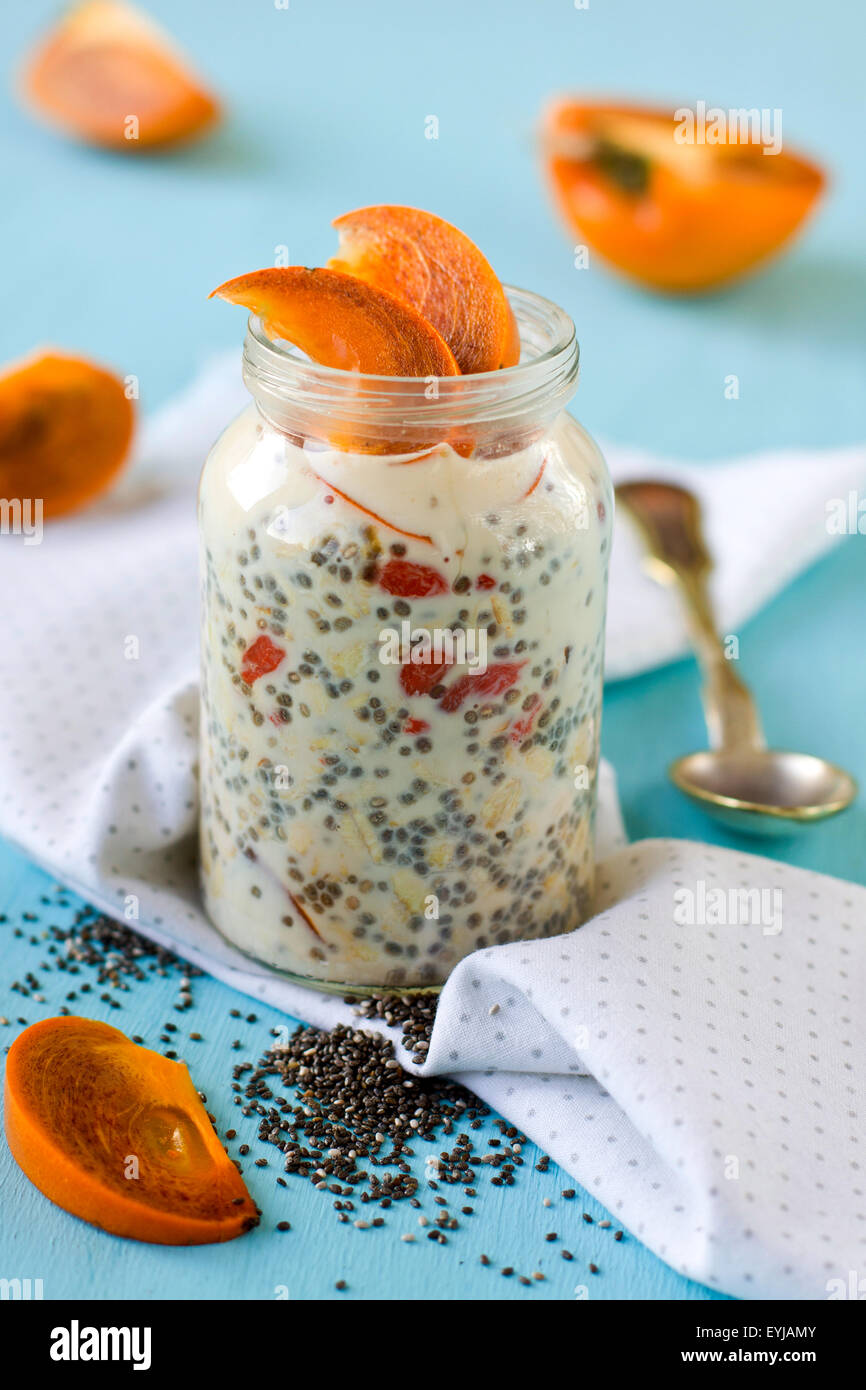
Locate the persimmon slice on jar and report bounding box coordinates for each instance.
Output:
[4,1017,258,1245]
[211,266,460,377]
[20,0,220,150]
[329,206,520,372]
[0,350,134,520]
[541,100,825,292]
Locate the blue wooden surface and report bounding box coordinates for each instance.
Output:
[1,0,864,1300]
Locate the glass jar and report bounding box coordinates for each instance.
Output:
[198,287,612,993]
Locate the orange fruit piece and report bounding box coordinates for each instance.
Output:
[0,350,134,520]
[541,100,825,292]
[329,206,520,372]
[4,1017,258,1245]
[211,266,460,377]
[20,0,219,150]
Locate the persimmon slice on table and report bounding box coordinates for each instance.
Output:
[329,205,520,372]
[0,351,134,520]
[20,0,220,150]
[541,100,825,292]
[4,1017,257,1245]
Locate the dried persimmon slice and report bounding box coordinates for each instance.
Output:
[329,206,520,373]
[4,1017,258,1245]
[211,266,460,377]
[0,350,134,520]
[211,266,460,453]
[20,0,220,150]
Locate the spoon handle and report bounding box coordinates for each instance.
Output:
[616,481,766,752]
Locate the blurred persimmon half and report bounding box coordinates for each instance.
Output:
[0,351,135,521]
[20,0,220,150]
[541,99,825,292]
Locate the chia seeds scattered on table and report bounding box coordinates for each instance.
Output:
[233,1019,501,1209]
[1,897,199,1046]
[217,989,629,1288]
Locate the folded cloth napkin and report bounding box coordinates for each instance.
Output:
[430,841,865,1303]
[0,354,864,1300]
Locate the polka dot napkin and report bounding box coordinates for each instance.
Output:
[0,354,863,1300]
[426,840,865,1301]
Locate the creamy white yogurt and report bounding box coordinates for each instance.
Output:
[199,403,611,988]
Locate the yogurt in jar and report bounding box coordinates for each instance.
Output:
[199,282,612,992]
[199,398,611,990]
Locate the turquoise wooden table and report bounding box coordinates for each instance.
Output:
[1,0,864,1301]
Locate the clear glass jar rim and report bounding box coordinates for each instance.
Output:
[241,285,579,429]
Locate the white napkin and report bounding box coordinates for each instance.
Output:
[604,439,866,679]
[430,840,866,1302]
[1,354,863,1301]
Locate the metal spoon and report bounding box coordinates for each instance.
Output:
[615,480,857,835]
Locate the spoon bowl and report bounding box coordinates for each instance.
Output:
[670,748,857,836]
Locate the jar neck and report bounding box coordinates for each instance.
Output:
[242,285,579,455]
